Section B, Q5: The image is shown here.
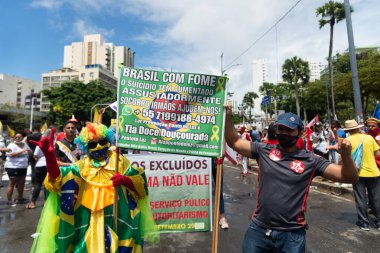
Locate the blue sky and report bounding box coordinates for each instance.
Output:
[1,0,379,105]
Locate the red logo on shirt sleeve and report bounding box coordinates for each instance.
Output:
[269,148,282,161]
[289,160,305,174]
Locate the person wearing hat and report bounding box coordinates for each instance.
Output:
[366,117,380,146]
[224,106,358,252]
[344,119,380,231]
[55,120,80,166]
[365,117,380,170]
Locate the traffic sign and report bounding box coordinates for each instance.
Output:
[261,96,271,105]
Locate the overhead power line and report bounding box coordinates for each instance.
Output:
[224,0,304,70]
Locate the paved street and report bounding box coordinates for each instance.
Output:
[1,161,379,253]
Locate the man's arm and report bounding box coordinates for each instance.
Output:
[323,129,358,184]
[224,106,252,158]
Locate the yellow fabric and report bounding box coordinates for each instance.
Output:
[7,125,15,137]
[128,167,148,201]
[78,152,127,187]
[40,122,48,133]
[44,173,63,192]
[347,133,380,177]
[81,184,114,212]
[93,109,99,123]
[84,209,105,253]
[108,225,119,253]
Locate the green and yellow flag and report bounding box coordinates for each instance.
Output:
[40,122,48,133]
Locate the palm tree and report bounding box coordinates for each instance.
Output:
[242,91,258,121]
[282,56,310,117]
[316,1,352,119]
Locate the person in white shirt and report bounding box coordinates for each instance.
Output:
[311,122,329,160]
[4,131,32,206]
[26,145,47,209]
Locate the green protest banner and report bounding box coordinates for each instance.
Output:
[116,67,227,157]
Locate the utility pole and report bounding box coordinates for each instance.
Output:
[325,80,331,123]
[344,0,363,123]
[29,96,35,131]
[220,53,224,75]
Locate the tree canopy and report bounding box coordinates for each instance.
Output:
[303,48,380,121]
[282,56,310,117]
[242,91,259,121]
[42,80,116,128]
[316,0,352,118]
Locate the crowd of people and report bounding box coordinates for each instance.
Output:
[0,117,156,252]
[1,110,380,252]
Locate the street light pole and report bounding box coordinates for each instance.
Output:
[29,97,35,131]
[220,53,224,75]
[325,80,331,123]
[221,55,242,76]
[344,0,363,123]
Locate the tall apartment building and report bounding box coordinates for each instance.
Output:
[41,34,134,112]
[252,59,268,114]
[63,34,134,77]
[307,59,325,82]
[252,59,268,90]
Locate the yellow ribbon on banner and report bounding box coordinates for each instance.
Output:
[216,78,225,92]
[118,116,124,132]
[211,125,220,141]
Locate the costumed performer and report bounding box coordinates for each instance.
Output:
[30,122,156,253]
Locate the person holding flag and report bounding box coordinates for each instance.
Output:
[29,123,156,253]
[305,115,319,152]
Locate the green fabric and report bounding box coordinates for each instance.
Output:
[30,159,149,253]
[30,192,60,253]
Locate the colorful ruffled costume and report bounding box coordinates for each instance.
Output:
[30,123,156,253]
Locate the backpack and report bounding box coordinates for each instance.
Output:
[352,138,364,171]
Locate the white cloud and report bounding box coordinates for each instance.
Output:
[69,19,115,40]
[30,0,63,9]
[30,0,380,109]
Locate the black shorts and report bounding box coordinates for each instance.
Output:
[5,168,27,177]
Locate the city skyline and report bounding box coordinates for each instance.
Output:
[0,0,379,105]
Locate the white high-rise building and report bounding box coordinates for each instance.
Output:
[307,59,325,82]
[63,34,134,77]
[252,59,268,90]
[251,59,268,114]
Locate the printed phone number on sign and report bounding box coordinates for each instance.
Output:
[142,109,216,124]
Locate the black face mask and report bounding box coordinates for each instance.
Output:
[277,134,299,148]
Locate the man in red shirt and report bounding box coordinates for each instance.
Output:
[366,118,380,169]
